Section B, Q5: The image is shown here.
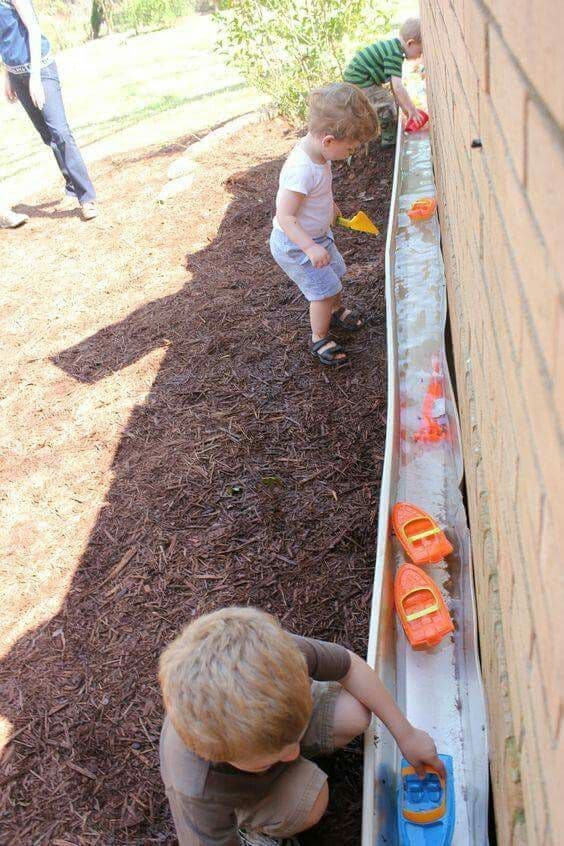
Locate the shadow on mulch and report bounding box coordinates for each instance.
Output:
[0,140,394,845]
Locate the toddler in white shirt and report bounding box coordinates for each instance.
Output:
[270,83,378,365]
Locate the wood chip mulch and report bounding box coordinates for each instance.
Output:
[0,120,394,845]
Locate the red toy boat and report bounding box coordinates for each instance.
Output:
[395,564,454,649]
[392,502,453,564]
[405,109,429,133]
[407,197,437,222]
[414,354,448,443]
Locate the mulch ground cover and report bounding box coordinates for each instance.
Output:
[0,118,393,845]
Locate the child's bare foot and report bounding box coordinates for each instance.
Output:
[310,336,348,365]
[330,306,366,332]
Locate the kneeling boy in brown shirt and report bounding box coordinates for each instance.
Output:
[159,607,444,846]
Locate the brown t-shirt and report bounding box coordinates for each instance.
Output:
[160,635,351,846]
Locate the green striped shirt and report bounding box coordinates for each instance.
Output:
[344,37,405,87]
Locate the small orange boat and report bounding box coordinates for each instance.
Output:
[395,564,454,649]
[392,502,453,564]
[414,355,448,443]
[407,198,437,222]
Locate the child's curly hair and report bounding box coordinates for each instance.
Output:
[308,82,379,143]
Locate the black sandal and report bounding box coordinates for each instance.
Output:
[310,337,348,366]
[330,306,366,332]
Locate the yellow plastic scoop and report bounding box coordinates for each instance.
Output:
[336,210,379,235]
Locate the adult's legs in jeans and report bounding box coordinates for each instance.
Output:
[10,64,96,203]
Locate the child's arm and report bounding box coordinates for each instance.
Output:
[390,76,424,127]
[342,651,446,778]
[276,188,330,269]
[12,0,45,109]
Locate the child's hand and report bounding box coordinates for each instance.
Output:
[29,73,45,110]
[332,203,342,225]
[306,244,331,268]
[4,72,17,103]
[398,726,445,779]
[407,108,424,129]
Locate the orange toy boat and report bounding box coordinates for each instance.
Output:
[395,564,454,649]
[392,502,453,564]
[407,198,437,222]
[415,354,448,443]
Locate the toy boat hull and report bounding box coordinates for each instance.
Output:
[407,197,437,221]
[392,502,453,564]
[398,754,455,845]
[394,563,454,649]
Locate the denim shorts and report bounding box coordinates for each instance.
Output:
[270,227,346,302]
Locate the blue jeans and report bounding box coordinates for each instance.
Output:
[10,62,96,204]
[270,228,346,302]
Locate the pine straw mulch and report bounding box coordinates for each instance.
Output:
[0,118,394,845]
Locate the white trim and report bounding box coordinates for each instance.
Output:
[6,50,53,74]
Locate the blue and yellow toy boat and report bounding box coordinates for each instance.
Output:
[398,754,455,845]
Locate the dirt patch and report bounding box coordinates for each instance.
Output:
[0,118,394,844]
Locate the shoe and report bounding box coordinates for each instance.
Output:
[379,113,397,148]
[380,126,397,147]
[0,209,29,229]
[81,202,98,221]
[239,831,300,846]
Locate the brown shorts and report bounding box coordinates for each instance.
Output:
[236,681,341,836]
[362,83,397,121]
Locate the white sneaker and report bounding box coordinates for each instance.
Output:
[239,831,299,846]
[81,202,98,221]
[0,209,28,229]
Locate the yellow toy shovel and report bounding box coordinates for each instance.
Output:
[336,210,379,235]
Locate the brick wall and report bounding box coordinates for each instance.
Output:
[420,1,563,843]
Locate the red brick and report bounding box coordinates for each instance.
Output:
[519,326,563,507]
[489,25,528,180]
[537,499,564,740]
[526,100,564,272]
[555,296,564,418]
[488,0,532,70]
[520,731,548,843]
[512,812,528,846]
[463,0,490,88]
[487,222,524,362]
[492,158,561,374]
[528,641,562,833]
[479,84,513,205]
[529,1,564,127]
[491,0,564,127]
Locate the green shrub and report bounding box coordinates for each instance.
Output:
[216,0,397,124]
[116,0,193,33]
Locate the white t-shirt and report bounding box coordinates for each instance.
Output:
[273,143,333,238]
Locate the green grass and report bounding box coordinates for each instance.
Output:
[0,14,266,200]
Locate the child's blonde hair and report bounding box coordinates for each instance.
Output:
[159,607,313,761]
[308,82,379,143]
[400,17,421,43]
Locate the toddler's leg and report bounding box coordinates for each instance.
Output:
[325,247,366,331]
[310,295,336,342]
[310,295,347,363]
[333,688,372,748]
[237,758,329,840]
[293,781,329,833]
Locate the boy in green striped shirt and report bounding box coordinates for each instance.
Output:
[344,18,424,146]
